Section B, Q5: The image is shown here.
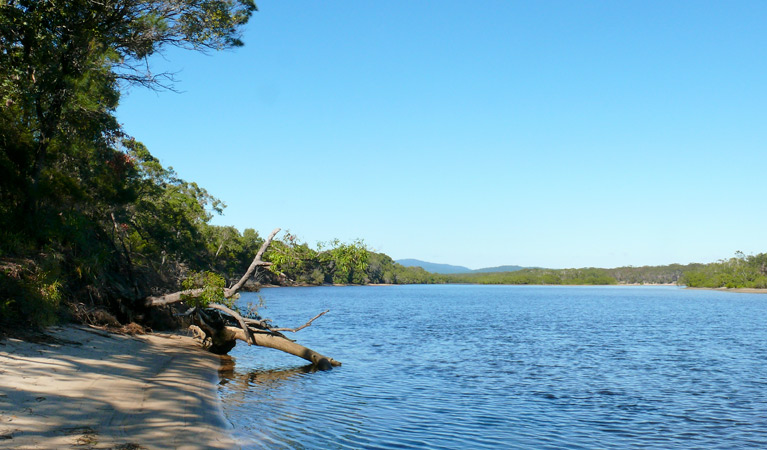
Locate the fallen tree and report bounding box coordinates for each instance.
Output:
[145,228,341,369]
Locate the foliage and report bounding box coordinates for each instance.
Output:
[181,270,231,308]
[365,252,445,284]
[265,232,321,284]
[679,252,767,289]
[263,238,445,286]
[265,235,371,285]
[604,264,701,285]
[0,258,62,327]
[0,0,255,326]
[320,239,369,284]
[118,140,225,277]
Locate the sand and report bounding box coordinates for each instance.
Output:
[0,325,237,450]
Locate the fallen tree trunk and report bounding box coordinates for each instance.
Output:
[188,302,340,367]
[226,326,340,368]
[144,227,342,368]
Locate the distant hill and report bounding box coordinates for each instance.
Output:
[395,259,528,275]
[395,259,472,274]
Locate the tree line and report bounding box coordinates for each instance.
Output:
[438,264,700,285]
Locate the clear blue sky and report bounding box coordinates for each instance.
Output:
[116,1,767,269]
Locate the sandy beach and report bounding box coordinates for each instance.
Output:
[0,325,236,450]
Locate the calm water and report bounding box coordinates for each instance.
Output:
[219,285,767,449]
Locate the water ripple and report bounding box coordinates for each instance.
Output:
[220,285,767,449]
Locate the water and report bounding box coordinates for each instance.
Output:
[219,285,767,449]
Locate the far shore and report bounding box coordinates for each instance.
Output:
[685,286,767,294]
[0,325,236,449]
[255,283,767,294]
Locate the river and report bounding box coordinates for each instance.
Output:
[219,285,767,449]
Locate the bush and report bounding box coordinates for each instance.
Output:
[181,270,230,308]
[0,259,62,328]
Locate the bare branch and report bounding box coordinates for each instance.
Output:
[224,227,280,296]
[145,227,279,307]
[270,310,329,333]
[242,317,269,328]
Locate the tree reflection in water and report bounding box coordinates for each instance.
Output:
[219,355,319,392]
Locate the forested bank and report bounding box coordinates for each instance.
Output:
[430,256,766,289]
[0,0,262,328]
[263,253,767,289]
[679,252,767,289]
[441,264,701,286]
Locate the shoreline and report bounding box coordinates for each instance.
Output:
[257,283,682,288]
[258,282,767,293]
[0,325,236,449]
[684,286,767,294]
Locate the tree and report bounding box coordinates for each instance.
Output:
[320,239,369,284]
[0,0,257,325]
[1,0,256,232]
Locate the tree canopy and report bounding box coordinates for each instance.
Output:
[0,0,257,327]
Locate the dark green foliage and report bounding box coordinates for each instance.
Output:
[0,0,255,327]
[366,252,444,284]
[204,226,264,281]
[181,271,229,308]
[0,259,62,327]
[679,252,767,289]
[118,140,224,280]
[266,236,371,285]
[262,238,443,286]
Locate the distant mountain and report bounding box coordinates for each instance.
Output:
[395,259,472,274]
[472,265,526,273]
[395,259,528,275]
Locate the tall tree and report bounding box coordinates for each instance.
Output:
[0,0,256,325]
[0,0,256,232]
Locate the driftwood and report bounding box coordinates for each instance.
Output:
[144,227,341,368]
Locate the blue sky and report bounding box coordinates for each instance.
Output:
[116,1,767,269]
